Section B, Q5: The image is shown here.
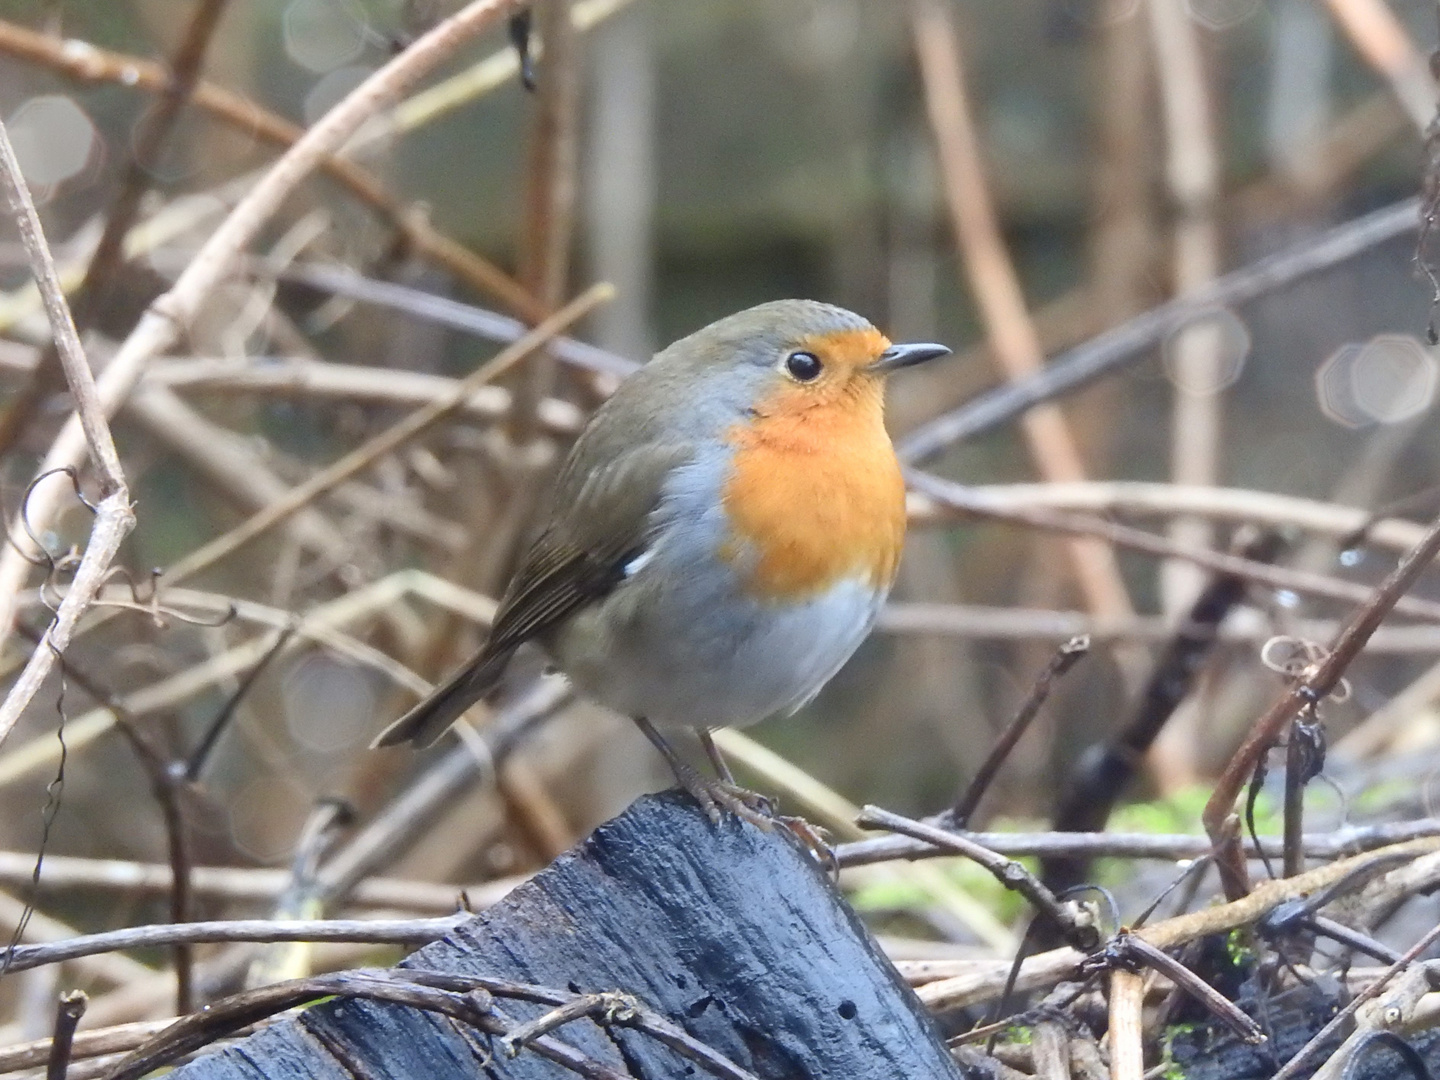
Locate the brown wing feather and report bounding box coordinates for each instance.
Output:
[372,441,691,748]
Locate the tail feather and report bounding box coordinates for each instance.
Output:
[371,648,514,749]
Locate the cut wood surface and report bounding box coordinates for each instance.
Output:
[169,793,962,1079]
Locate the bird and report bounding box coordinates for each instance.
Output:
[374,299,950,824]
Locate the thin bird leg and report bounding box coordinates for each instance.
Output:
[632,716,773,830]
[699,728,735,783]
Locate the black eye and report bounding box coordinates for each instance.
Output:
[785,351,822,381]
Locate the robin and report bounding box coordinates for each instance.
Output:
[374,299,950,823]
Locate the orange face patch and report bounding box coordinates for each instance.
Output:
[719,328,906,600]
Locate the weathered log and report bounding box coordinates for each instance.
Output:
[170,792,964,1078]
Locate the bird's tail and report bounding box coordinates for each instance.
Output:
[370,647,515,749]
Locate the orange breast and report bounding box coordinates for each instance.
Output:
[720,377,906,600]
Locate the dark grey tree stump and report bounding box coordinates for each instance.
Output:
[172,792,964,1079]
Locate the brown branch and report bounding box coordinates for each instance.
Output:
[511,0,582,441]
[1202,509,1440,899]
[0,17,540,321]
[46,989,86,1080]
[909,0,1139,640]
[0,0,231,461]
[1107,970,1145,1080]
[0,0,529,651]
[159,282,609,584]
[907,470,1440,622]
[915,836,1440,1012]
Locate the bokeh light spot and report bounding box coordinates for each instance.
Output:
[1186,0,1260,30]
[284,0,368,74]
[1161,308,1250,395]
[1349,334,1437,424]
[304,65,375,125]
[8,95,96,186]
[283,652,377,753]
[1316,343,1369,428]
[229,776,310,862]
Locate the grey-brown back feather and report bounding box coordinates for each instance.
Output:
[372,440,691,748]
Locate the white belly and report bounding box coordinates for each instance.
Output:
[552,569,887,729]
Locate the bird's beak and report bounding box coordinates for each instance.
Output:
[871,342,951,374]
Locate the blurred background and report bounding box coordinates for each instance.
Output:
[1,0,1440,1037]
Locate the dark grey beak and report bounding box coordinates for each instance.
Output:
[872,342,951,374]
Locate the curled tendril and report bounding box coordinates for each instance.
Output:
[1259,636,1351,704]
[84,565,237,629]
[90,594,239,630]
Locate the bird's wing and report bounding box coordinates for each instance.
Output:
[481,439,692,657]
[371,439,691,749]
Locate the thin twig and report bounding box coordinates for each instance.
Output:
[835,818,1440,868]
[952,636,1089,824]
[1271,919,1440,1080]
[0,110,137,751]
[857,805,1097,949]
[1203,509,1440,899]
[0,916,467,976]
[46,989,86,1080]
[184,625,294,782]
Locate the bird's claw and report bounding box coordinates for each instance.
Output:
[682,774,775,830]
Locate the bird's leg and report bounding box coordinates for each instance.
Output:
[632,716,772,829]
[699,728,735,783]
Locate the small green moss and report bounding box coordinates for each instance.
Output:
[1225,927,1252,966]
[1006,1024,1033,1045]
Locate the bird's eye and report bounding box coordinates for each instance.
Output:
[785,351,823,382]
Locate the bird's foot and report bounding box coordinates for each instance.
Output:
[675,764,775,830]
[773,815,838,874]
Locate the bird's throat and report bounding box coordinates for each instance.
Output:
[720,380,905,601]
